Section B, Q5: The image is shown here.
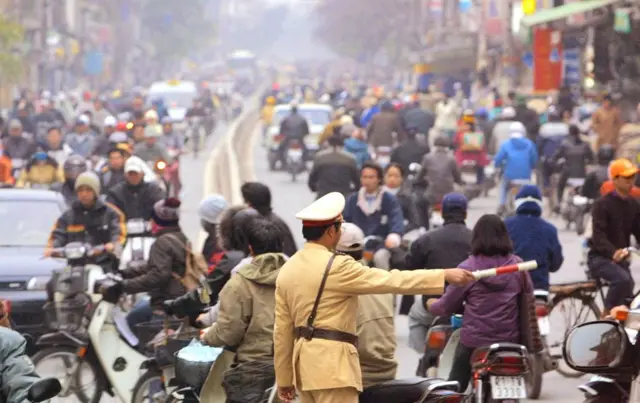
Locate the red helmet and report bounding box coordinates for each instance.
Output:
[116,122,129,132]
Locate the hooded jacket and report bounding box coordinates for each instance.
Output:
[430,254,532,348]
[344,137,371,170]
[494,136,538,180]
[504,193,563,290]
[203,253,286,363]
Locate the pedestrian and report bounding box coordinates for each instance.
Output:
[274,192,475,403]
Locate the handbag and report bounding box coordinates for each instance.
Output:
[518,272,544,354]
[222,359,276,403]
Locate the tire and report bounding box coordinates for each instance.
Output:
[132,368,167,403]
[32,346,105,403]
[526,354,544,399]
[548,296,601,378]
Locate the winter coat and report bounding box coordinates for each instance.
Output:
[343,189,404,237]
[430,254,532,348]
[202,253,286,363]
[0,327,41,403]
[344,138,371,170]
[367,111,406,148]
[494,137,538,180]
[308,147,360,198]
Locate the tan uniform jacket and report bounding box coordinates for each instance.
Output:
[592,106,622,150]
[274,242,444,392]
[356,293,397,389]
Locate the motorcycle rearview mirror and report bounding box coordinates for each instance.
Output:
[563,320,634,374]
[27,378,62,402]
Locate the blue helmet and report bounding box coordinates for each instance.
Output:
[33,151,48,161]
[475,107,488,118]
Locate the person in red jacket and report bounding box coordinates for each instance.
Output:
[454,113,488,185]
[600,180,640,198]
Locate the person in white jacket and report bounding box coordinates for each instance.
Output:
[435,96,460,141]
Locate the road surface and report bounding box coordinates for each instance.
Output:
[245,124,627,402]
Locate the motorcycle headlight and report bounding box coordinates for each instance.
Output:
[64,245,86,260]
[27,276,50,291]
[155,160,167,171]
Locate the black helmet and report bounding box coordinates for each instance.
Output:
[63,155,88,180]
[597,144,615,165]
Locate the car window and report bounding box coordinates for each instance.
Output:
[0,201,61,246]
[148,91,196,109]
[273,109,331,126]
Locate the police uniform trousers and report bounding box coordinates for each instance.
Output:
[298,387,359,403]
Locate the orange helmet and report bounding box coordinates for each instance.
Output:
[609,158,639,179]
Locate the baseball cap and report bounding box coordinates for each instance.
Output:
[609,158,639,179]
[442,192,468,214]
[337,222,365,252]
[124,156,145,173]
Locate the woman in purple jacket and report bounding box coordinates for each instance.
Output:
[427,214,534,391]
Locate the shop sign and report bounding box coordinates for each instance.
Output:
[533,28,563,92]
[614,9,631,34]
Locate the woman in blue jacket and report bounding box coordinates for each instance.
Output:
[343,161,405,269]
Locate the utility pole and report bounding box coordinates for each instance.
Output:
[38,0,49,91]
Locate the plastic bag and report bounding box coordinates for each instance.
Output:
[177,339,224,363]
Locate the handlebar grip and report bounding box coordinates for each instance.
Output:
[472,260,538,280]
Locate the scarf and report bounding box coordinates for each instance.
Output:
[357,187,384,216]
[151,220,168,235]
[383,186,399,196]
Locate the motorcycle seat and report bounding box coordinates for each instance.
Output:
[471,343,526,366]
[359,378,456,403]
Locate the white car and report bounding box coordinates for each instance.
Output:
[266,103,333,150]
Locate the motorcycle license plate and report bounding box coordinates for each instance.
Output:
[538,316,550,336]
[287,149,303,159]
[490,376,527,399]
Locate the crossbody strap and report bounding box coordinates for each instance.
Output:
[305,253,337,331]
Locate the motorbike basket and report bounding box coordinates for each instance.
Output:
[154,328,202,368]
[134,319,183,348]
[43,297,91,332]
[174,353,215,389]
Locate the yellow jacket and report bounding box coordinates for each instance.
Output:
[317,119,341,146]
[261,105,276,125]
[16,164,64,188]
[274,243,444,392]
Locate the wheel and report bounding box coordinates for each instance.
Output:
[526,354,544,399]
[32,346,105,403]
[575,212,586,236]
[547,295,601,378]
[132,368,167,403]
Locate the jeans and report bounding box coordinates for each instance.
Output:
[408,299,435,353]
[588,255,634,310]
[499,178,510,206]
[476,166,485,185]
[126,297,164,334]
[448,342,474,392]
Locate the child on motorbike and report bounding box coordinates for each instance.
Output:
[15,151,64,188]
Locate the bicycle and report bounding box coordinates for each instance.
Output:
[545,246,640,377]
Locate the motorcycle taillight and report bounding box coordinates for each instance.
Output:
[535,304,549,317]
[433,204,442,212]
[488,355,528,376]
[427,329,448,350]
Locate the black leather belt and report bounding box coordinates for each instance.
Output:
[295,326,359,347]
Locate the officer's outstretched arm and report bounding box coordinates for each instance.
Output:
[329,255,445,296]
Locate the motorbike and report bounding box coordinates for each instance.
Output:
[32,273,170,403]
[503,179,533,218]
[187,117,204,157]
[119,219,154,270]
[149,159,172,196]
[11,158,25,179]
[561,178,586,230]
[564,310,640,402]
[363,235,384,267]
[430,203,444,229]
[27,377,63,402]
[529,290,558,399]
[358,378,464,402]
[372,146,392,169]
[416,316,457,378]
[286,138,306,182]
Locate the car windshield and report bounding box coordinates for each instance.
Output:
[273,109,331,126]
[0,200,61,246]
[150,91,196,109]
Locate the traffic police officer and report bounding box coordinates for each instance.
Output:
[274,192,475,403]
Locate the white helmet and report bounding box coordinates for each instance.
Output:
[501,106,516,119]
[319,93,330,103]
[509,121,526,137]
[144,109,159,121]
[337,223,365,252]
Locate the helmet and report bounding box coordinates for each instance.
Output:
[509,121,526,137]
[116,122,129,132]
[266,96,276,105]
[109,131,129,144]
[144,124,162,138]
[32,151,48,162]
[597,144,615,165]
[337,223,365,252]
[501,106,516,119]
[63,155,88,179]
[609,158,639,179]
[144,109,159,121]
[475,107,489,118]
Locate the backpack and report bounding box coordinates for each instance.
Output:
[166,233,209,291]
[460,131,484,151]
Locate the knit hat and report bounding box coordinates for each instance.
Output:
[152,198,181,227]
[75,172,101,194]
[198,194,228,224]
[515,185,543,216]
[442,192,468,215]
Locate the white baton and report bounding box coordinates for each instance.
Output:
[472,260,538,280]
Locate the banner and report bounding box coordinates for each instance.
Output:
[533,28,563,92]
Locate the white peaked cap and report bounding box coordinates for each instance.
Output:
[296,192,345,226]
